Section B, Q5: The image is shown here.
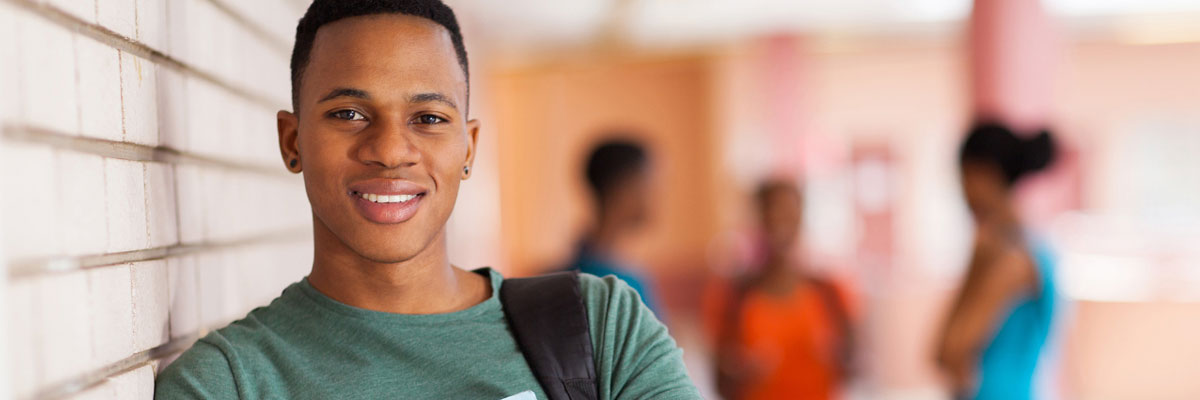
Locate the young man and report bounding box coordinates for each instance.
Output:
[154,1,700,399]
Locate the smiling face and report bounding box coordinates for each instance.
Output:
[277,14,478,264]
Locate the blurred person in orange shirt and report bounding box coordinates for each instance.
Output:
[706,179,855,400]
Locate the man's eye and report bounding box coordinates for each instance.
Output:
[415,114,446,125]
[330,110,366,121]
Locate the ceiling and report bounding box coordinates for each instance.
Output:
[444,0,1200,50]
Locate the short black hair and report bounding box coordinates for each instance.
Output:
[754,178,802,212]
[290,0,469,111]
[959,121,1057,186]
[585,139,649,202]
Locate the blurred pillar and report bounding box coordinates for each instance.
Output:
[852,145,896,280]
[968,0,1059,132]
[971,0,1082,227]
[759,35,807,174]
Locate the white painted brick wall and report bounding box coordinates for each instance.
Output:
[131,260,169,352]
[135,0,168,52]
[120,53,160,146]
[0,3,20,125]
[37,271,91,387]
[166,256,199,339]
[69,364,154,400]
[97,0,136,39]
[212,0,304,47]
[104,159,148,253]
[172,164,207,244]
[181,77,232,160]
[58,151,109,256]
[144,162,178,249]
[195,251,235,327]
[47,0,97,24]
[7,278,38,399]
[156,68,189,154]
[3,2,314,398]
[177,0,234,90]
[18,13,78,135]
[87,265,134,368]
[75,35,125,142]
[2,144,61,260]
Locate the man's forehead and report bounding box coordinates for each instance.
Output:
[303,14,466,102]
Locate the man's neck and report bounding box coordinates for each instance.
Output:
[306,220,490,315]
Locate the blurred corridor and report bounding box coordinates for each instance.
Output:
[2,0,1199,399]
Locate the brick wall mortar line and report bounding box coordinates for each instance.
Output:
[6,227,311,280]
[28,330,206,400]
[2,124,293,179]
[4,0,289,111]
[202,0,293,57]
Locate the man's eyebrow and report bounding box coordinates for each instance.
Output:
[410,92,458,109]
[318,88,370,103]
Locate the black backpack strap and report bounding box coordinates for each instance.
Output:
[500,272,598,400]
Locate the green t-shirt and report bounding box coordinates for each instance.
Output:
[154,269,700,399]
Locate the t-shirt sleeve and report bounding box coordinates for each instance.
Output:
[154,339,240,399]
[580,274,701,400]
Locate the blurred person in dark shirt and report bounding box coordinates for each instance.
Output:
[567,138,664,317]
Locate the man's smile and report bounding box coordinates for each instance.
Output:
[348,178,429,224]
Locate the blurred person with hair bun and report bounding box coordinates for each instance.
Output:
[935,121,1061,400]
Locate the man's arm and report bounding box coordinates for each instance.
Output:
[581,274,701,400]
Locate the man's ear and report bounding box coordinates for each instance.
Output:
[462,119,481,179]
[278,110,301,173]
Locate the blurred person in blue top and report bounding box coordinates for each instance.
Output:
[936,121,1060,400]
[569,138,663,317]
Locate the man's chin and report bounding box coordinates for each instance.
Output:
[350,246,424,265]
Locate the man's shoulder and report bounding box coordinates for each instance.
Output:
[576,272,631,305]
[155,293,300,397]
[572,274,702,398]
[154,326,251,398]
[168,308,274,365]
[578,270,659,310]
[204,309,276,350]
[158,288,300,375]
[575,272,656,332]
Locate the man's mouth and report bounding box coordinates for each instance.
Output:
[346,178,429,224]
[352,191,423,204]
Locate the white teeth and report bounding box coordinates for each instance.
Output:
[358,192,419,204]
